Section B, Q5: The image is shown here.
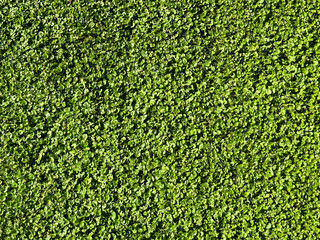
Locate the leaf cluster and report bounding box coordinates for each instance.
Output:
[1,0,320,239]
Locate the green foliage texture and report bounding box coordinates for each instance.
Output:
[1,0,320,239]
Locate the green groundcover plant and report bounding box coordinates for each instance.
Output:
[1,0,320,239]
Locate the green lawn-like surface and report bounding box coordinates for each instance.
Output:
[1,0,320,239]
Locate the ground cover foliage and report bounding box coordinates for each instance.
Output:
[1,0,320,239]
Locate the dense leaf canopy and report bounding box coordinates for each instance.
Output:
[1,0,320,239]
